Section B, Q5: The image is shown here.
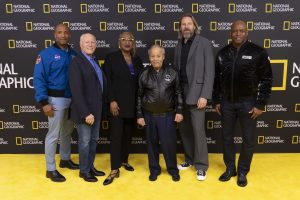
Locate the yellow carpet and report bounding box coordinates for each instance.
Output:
[0,153,299,200]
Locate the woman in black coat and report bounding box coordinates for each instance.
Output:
[102,32,143,185]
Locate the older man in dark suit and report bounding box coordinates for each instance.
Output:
[69,33,106,182]
[174,13,215,181]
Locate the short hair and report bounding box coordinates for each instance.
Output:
[80,33,96,44]
[148,45,165,56]
[118,31,136,56]
[54,23,70,33]
[177,13,201,39]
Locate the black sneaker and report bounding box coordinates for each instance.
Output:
[196,170,207,181]
[177,162,192,170]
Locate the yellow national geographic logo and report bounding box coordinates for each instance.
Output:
[283,21,291,30]
[98,60,104,67]
[80,4,88,13]
[101,120,109,130]
[137,22,144,31]
[118,3,124,13]
[63,22,70,28]
[247,21,254,31]
[43,4,50,13]
[276,120,283,128]
[26,22,33,31]
[45,40,52,48]
[32,121,38,130]
[13,105,20,113]
[292,136,299,144]
[265,3,272,13]
[228,39,232,44]
[264,39,271,48]
[258,136,264,144]
[262,105,267,112]
[228,3,236,13]
[173,22,179,31]
[207,121,213,129]
[270,60,288,91]
[0,121,3,129]
[192,3,198,13]
[8,39,15,49]
[210,21,217,31]
[155,39,162,46]
[16,137,22,145]
[295,104,300,112]
[6,3,13,13]
[99,22,106,31]
[155,4,162,13]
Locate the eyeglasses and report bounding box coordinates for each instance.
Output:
[119,38,134,42]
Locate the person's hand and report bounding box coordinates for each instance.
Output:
[85,114,95,125]
[137,118,146,127]
[110,101,119,116]
[197,97,207,109]
[174,114,183,123]
[249,107,263,119]
[215,104,221,116]
[42,104,54,117]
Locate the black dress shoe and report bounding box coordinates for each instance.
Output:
[103,170,120,186]
[46,170,66,182]
[121,163,134,171]
[149,174,158,182]
[219,170,237,182]
[237,173,248,187]
[79,172,98,182]
[90,167,105,176]
[171,174,180,182]
[59,159,79,170]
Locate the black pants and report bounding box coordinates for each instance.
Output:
[144,112,179,176]
[221,98,257,174]
[109,116,134,170]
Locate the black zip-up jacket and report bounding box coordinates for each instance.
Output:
[213,41,273,109]
[137,65,183,118]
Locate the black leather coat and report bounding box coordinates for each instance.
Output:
[213,41,273,109]
[137,65,183,118]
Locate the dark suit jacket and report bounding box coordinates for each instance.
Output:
[174,34,215,105]
[103,50,143,118]
[69,52,107,123]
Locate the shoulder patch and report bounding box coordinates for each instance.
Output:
[35,55,41,64]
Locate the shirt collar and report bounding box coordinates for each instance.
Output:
[81,51,95,61]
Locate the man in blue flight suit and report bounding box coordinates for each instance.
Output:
[33,23,79,182]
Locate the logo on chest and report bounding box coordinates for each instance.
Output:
[242,55,252,60]
[54,54,61,61]
[165,74,171,82]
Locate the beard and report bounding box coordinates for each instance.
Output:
[182,30,194,40]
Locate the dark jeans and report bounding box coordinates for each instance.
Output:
[221,98,257,174]
[144,112,179,176]
[76,121,100,174]
[109,116,134,170]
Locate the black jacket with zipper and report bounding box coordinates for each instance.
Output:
[213,41,273,109]
[137,64,183,118]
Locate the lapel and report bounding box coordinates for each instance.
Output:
[79,52,102,90]
[118,50,137,77]
[187,35,199,65]
[176,40,182,70]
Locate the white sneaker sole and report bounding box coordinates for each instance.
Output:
[197,175,207,181]
[177,165,191,170]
